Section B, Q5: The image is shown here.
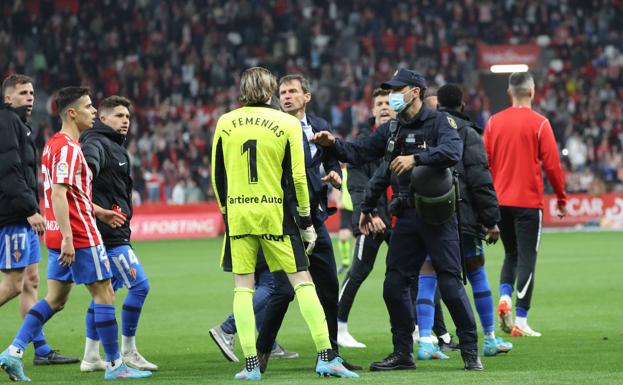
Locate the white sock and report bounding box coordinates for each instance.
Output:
[121,335,136,355]
[337,321,348,333]
[500,295,512,306]
[8,345,23,358]
[438,333,451,344]
[484,331,496,339]
[107,358,123,370]
[420,336,435,344]
[515,316,527,328]
[83,338,101,361]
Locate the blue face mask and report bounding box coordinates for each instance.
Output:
[388,90,412,113]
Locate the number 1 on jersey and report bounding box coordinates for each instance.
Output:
[242,139,258,184]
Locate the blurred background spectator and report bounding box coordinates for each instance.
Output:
[2,0,621,203]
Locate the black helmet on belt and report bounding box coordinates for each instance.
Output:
[410,166,456,224]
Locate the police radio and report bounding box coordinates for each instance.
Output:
[384,119,400,162]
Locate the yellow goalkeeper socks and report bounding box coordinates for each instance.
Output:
[233,287,256,357]
[294,282,332,352]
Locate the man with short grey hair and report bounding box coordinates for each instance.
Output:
[484,71,567,338]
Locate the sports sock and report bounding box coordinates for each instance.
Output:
[337,320,348,333]
[85,300,99,340]
[121,336,136,355]
[84,338,101,362]
[233,287,256,357]
[468,266,495,335]
[499,283,513,299]
[94,304,120,363]
[245,355,259,371]
[420,336,435,344]
[338,241,351,264]
[516,307,528,318]
[108,358,123,370]
[318,348,337,362]
[8,345,23,358]
[12,300,55,352]
[515,315,527,328]
[122,280,150,349]
[294,282,331,352]
[415,274,437,338]
[84,300,101,361]
[32,330,52,357]
[438,333,451,344]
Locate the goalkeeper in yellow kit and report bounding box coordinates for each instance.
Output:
[211,67,359,381]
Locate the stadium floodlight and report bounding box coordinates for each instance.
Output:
[490,64,529,73]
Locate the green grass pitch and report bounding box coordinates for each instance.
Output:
[0,231,621,384]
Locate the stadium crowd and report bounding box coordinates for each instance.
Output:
[1,0,621,203]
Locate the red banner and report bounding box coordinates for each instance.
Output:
[543,193,623,228]
[477,43,541,69]
[124,193,623,241]
[130,202,224,239]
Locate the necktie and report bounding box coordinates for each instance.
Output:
[301,121,312,165]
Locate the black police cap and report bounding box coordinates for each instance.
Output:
[381,69,427,90]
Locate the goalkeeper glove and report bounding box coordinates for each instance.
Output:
[299,215,317,254]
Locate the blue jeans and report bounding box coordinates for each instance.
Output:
[221,268,274,334]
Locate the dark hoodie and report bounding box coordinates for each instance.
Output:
[0,103,39,227]
[80,120,133,246]
[440,108,500,238]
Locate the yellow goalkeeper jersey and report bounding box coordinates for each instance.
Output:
[211,105,310,236]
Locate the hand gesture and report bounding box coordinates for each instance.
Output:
[321,170,342,188]
[369,215,387,235]
[27,213,46,235]
[96,209,126,228]
[390,155,416,175]
[358,212,384,235]
[300,225,317,254]
[310,131,336,146]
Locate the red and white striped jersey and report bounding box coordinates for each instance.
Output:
[41,132,102,249]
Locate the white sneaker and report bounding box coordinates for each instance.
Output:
[338,330,366,348]
[511,323,542,337]
[209,325,239,362]
[498,298,514,334]
[80,358,107,372]
[122,350,159,371]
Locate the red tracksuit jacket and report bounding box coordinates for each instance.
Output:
[483,106,567,210]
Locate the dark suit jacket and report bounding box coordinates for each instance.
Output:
[304,114,342,225]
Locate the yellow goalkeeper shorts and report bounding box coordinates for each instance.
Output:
[221,232,309,274]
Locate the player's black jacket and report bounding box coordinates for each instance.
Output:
[346,119,391,235]
[80,120,133,246]
[443,109,500,238]
[0,104,39,227]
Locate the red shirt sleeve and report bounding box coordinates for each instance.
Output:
[51,143,78,186]
[537,119,567,205]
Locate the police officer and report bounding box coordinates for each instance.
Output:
[312,69,482,371]
[337,88,394,349]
